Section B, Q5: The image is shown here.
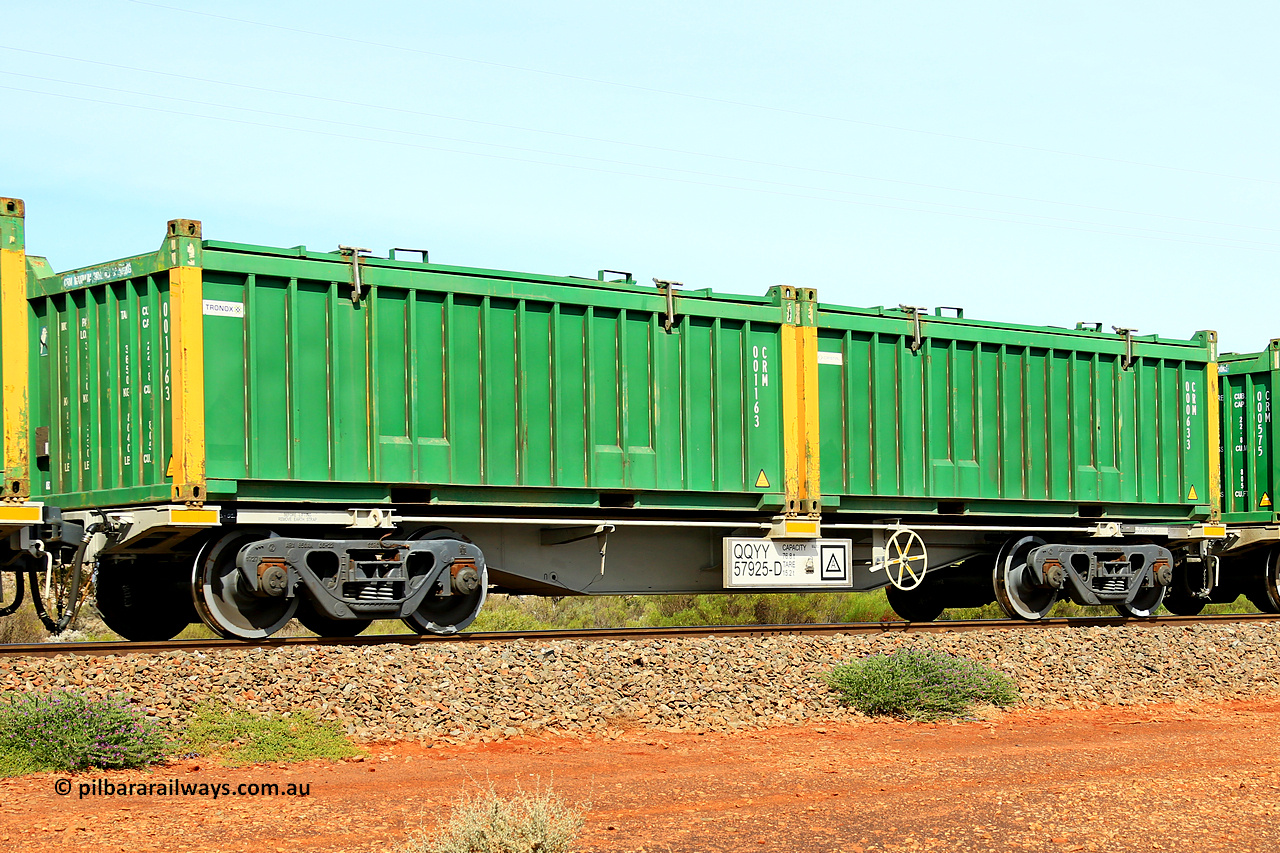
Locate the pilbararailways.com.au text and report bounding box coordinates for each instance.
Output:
[55,778,311,799]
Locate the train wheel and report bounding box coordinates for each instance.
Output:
[1247,547,1280,613]
[193,531,298,640]
[97,562,192,642]
[1114,584,1166,618]
[993,535,1056,621]
[402,528,487,635]
[885,583,944,622]
[403,570,487,634]
[296,599,372,638]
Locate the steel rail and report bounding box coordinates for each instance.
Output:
[2,612,1277,658]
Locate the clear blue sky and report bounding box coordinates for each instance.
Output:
[4,1,1277,351]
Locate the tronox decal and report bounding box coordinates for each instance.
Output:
[202,299,245,318]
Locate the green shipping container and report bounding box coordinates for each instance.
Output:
[1218,341,1279,524]
[21,222,798,514]
[813,303,1219,521]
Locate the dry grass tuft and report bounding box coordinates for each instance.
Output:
[396,782,586,853]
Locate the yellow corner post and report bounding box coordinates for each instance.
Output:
[1206,361,1221,523]
[166,218,207,505]
[799,288,821,512]
[0,198,29,502]
[780,287,821,518]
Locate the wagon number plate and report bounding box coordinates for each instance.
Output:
[722,538,853,588]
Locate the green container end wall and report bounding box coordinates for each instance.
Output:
[30,241,791,511]
[1219,343,1280,523]
[27,273,176,506]
[816,306,1217,520]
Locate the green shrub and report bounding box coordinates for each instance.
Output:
[0,692,167,774]
[183,706,360,765]
[827,648,1018,720]
[399,782,586,853]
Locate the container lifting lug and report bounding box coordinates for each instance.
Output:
[653,279,682,333]
[389,247,429,263]
[339,245,372,305]
[1113,326,1137,370]
[899,305,926,354]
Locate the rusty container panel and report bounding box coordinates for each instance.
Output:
[1219,342,1279,523]
[815,305,1218,520]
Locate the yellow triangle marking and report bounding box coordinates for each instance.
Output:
[1187,486,1199,501]
[1262,493,1272,508]
[754,469,771,489]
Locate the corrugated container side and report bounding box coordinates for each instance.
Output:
[1219,342,1279,523]
[198,248,788,508]
[816,306,1217,519]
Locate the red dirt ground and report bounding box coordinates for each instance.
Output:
[4,698,1279,853]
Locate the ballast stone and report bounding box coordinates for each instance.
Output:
[1,622,1278,740]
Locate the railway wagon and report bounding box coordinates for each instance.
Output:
[0,199,1226,640]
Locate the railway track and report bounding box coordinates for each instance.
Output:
[3,611,1277,658]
